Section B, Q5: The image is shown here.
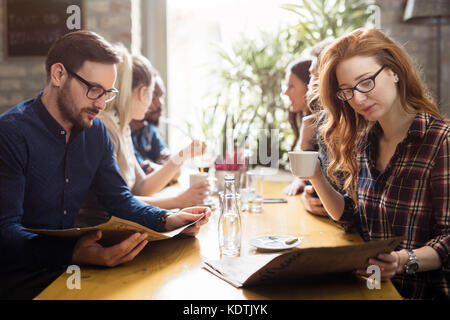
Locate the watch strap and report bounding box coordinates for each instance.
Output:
[404,249,419,275]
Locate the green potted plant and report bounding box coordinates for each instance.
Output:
[199,0,377,172]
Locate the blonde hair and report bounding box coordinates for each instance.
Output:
[318,28,441,201]
[107,44,155,133]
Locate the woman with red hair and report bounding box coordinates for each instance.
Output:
[306,28,449,299]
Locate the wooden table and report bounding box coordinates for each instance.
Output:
[35,181,401,300]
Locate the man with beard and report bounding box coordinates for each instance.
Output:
[130,74,171,174]
[0,31,210,299]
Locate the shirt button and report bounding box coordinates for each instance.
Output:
[65,178,69,183]
[63,210,67,215]
[60,130,65,135]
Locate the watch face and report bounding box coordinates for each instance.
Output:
[407,262,419,274]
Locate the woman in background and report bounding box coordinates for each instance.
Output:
[282,58,313,195]
[99,45,209,209]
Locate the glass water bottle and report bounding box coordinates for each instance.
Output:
[218,174,242,257]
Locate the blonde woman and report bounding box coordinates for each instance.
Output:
[306,29,449,299]
[99,45,209,209]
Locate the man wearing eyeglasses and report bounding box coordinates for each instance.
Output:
[0,30,210,299]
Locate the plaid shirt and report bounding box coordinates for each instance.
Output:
[338,113,450,300]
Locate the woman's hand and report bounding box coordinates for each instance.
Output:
[283,178,306,196]
[179,140,207,159]
[306,158,324,184]
[354,251,400,282]
[140,160,155,175]
[171,140,207,167]
[175,183,210,207]
[301,185,328,216]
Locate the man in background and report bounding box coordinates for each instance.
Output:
[130,74,171,174]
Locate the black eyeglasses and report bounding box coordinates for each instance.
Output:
[65,67,119,103]
[336,65,386,102]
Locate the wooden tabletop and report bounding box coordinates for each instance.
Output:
[35,180,402,300]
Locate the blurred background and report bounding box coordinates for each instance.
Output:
[0,0,449,170]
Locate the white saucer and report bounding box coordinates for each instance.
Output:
[249,235,301,251]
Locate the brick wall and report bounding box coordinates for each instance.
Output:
[377,0,450,117]
[0,0,137,114]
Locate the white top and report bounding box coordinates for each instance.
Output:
[99,110,146,194]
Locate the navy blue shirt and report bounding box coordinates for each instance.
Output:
[132,123,168,164]
[0,93,169,273]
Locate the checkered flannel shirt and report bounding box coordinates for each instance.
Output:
[338,113,449,299]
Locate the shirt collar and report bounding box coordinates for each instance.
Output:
[364,112,430,167]
[368,112,429,144]
[407,112,429,140]
[32,91,83,141]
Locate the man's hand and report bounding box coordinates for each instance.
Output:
[165,206,211,236]
[72,230,149,267]
[301,185,328,216]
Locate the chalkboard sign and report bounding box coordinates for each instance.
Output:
[4,0,83,57]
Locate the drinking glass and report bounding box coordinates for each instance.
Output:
[240,170,264,213]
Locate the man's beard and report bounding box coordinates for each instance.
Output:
[148,117,159,126]
[57,82,98,129]
[145,109,161,126]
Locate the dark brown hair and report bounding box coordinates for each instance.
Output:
[286,58,312,150]
[287,58,312,86]
[45,30,121,81]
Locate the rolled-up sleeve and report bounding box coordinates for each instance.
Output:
[329,193,359,233]
[427,134,450,271]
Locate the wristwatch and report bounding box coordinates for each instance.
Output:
[158,212,170,232]
[404,249,419,275]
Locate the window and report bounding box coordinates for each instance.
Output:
[165,0,299,152]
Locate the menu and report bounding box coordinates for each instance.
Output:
[24,215,203,246]
[203,237,402,288]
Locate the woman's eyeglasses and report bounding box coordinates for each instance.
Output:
[65,67,119,103]
[336,65,386,102]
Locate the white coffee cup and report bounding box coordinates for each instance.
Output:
[190,172,209,187]
[288,151,319,178]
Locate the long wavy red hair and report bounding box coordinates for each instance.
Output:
[317,28,441,201]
